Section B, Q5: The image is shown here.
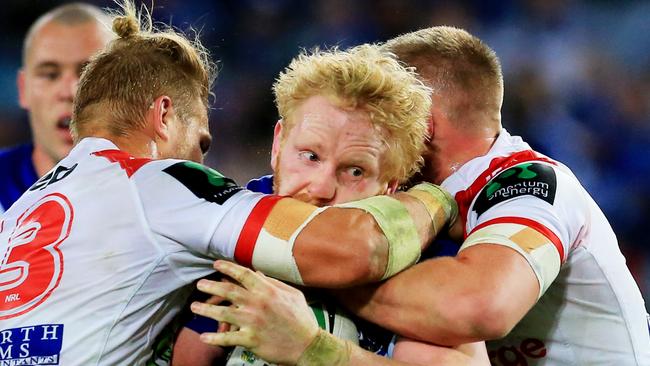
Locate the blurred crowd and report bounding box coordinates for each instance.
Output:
[1,0,648,302]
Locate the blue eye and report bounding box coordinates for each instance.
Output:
[299,151,319,162]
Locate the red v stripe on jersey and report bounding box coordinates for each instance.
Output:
[234,195,283,268]
[455,150,557,237]
[468,216,565,263]
[93,150,152,178]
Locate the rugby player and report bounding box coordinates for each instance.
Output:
[0,3,112,213]
[0,3,457,365]
[174,45,488,365]
[352,27,650,366]
[192,26,650,366]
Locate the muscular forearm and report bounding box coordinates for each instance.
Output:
[392,338,489,366]
[337,245,539,345]
[294,192,440,287]
[294,185,454,287]
[172,328,226,366]
[298,330,482,366]
[248,183,456,288]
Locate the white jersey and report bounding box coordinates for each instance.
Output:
[0,138,271,365]
[442,129,650,366]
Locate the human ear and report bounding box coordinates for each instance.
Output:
[150,95,173,142]
[270,120,284,170]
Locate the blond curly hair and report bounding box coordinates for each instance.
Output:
[273,44,432,183]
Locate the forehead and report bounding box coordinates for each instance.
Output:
[288,95,385,148]
[26,21,109,67]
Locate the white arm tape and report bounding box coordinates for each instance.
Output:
[251,206,327,285]
[460,222,561,298]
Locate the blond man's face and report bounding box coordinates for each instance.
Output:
[271,95,397,206]
[18,20,110,164]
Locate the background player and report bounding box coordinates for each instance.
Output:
[191,26,650,366]
[0,2,457,364]
[0,3,112,213]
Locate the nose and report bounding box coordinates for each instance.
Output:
[307,169,337,205]
[58,70,79,102]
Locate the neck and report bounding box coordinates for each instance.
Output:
[421,126,500,184]
[31,145,56,177]
[83,130,157,159]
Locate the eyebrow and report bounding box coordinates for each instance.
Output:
[33,61,61,70]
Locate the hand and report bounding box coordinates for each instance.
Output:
[190,260,319,365]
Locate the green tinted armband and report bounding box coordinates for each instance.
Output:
[336,196,421,280]
[405,183,458,231]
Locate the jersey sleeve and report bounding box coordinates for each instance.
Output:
[463,162,589,295]
[134,159,267,261]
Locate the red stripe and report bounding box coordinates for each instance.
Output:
[468,216,565,263]
[234,195,283,268]
[455,150,557,237]
[93,150,152,178]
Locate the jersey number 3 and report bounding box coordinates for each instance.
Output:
[0,193,73,319]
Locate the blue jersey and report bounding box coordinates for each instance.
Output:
[0,144,38,213]
[181,175,274,335]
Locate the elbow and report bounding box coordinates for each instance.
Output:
[445,290,518,342]
[470,301,517,340]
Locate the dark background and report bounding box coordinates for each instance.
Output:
[1,0,648,307]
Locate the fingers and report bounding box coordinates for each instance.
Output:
[191,302,243,326]
[205,294,226,305]
[197,278,246,304]
[200,330,253,348]
[214,260,262,290]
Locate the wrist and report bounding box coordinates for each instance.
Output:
[296,329,351,366]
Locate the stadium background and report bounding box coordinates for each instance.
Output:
[1,0,648,309]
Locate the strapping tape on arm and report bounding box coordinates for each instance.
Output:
[405,183,458,230]
[337,196,421,280]
[460,222,561,298]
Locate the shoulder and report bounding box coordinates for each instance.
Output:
[0,143,33,167]
[473,161,563,216]
[136,159,244,205]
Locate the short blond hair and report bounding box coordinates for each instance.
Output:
[273,44,432,183]
[384,26,503,129]
[72,0,216,139]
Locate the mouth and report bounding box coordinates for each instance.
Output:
[56,116,74,144]
[57,116,71,131]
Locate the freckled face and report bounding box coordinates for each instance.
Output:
[272,95,394,206]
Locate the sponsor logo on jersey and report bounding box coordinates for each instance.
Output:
[474,163,556,217]
[0,324,64,365]
[29,164,77,191]
[488,338,547,366]
[164,162,243,205]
